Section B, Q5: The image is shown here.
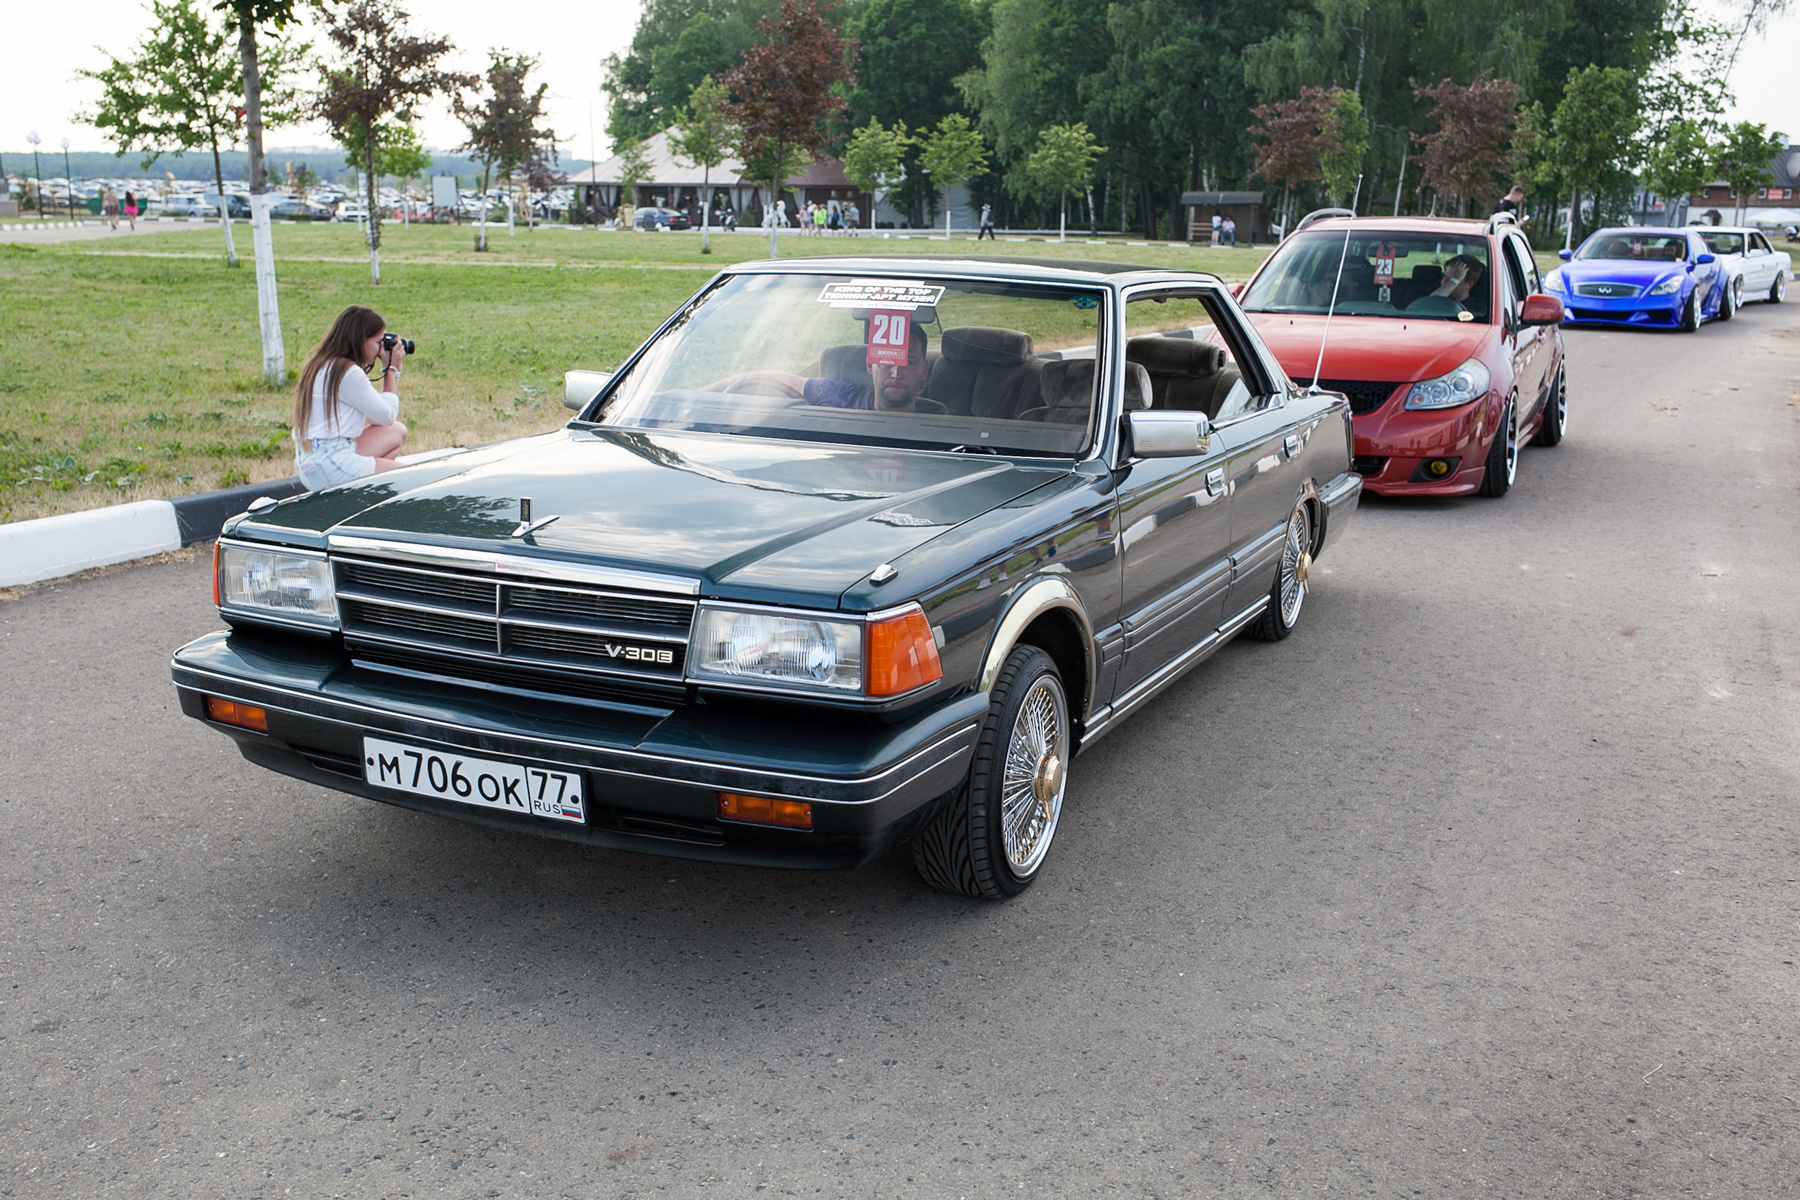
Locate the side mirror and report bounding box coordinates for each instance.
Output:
[1557,248,1572,261]
[1519,293,1565,326]
[564,369,612,411]
[1694,252,1716,265]
[1125,409,1213,458]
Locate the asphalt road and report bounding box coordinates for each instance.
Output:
[3,299,1798,1199]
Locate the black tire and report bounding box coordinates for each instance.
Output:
[1678,291,1700,332]
[1477,396,1517,497]
[1532,365,1567,447]
[1718,278,1738,321]
[912,646,1070,899]
[1772,273,1787,304]
[1249,502,1313,641]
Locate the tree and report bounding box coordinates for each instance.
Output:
[1640,118,1717,224]
[1550,65,1642,245]
[217,0,313,386]
[845,0,984,135]
[1412,75,1523,215]
[616,139,652,215]
[720,0,856,255]
[671,74,737,252]
[841,117,911,221]
[79,0,304,268]
[603,1,774,144]
[454,50,553,251]
[314,0,470,283]
[1319,88,1370,208]
[918,113,988,238]
[1713,120,1785,223]
[1251,88,1330,233]
[1025,123,1104,241]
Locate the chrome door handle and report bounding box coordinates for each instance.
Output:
[1284,434,1302,458]
[1205,468,1225,497]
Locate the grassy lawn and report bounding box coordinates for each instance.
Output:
[0,220,1269,522]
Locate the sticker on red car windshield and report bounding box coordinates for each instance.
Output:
[866,309,913,366]
[1373,244,1396,286]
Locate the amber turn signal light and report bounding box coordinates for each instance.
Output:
[211,540,222,607]
[205,696,268,732]
[717,792,813,830]
[866,608,942,697]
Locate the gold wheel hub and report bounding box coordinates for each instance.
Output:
[1032,752,1064,805]
[1295,551,1312,586]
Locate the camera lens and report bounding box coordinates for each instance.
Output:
[401,338,415,355]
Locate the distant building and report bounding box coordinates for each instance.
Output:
[564,129,869,226]
[1686,143,1800,227]
[1180,192,1268,243]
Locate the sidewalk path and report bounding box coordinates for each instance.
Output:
[0,216,224,244]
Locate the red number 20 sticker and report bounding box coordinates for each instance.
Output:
[866,309,912,366]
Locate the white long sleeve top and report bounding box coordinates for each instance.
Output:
[299,363,399,443]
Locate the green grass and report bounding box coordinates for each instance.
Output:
[0,221,1268,522]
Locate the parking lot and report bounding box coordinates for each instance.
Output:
[3,300,1797,1196]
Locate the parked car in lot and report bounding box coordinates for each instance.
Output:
[633,205,690,230]
[200,192,253,220]
[1543,226,1728,329]
[1696,225,1791,307]
[268,197,333,221]
[171,256,1360,897]
[1238,212,1566,498]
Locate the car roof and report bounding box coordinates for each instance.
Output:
[1299,215,1494,237]
[1588,226,1691,236]
[722,254,1223,287]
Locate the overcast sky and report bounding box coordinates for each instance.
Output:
[2,0,1794,163]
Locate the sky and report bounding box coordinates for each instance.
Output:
[1,0,1795,163]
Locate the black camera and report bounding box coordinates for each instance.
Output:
[381,333,415,354]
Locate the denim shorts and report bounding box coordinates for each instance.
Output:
[295,436,376,490]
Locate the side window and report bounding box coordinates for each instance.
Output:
[1508,236,1541,293]
[1497,238,1528,316]
[1751,232,1772,254]
[1122,291,1267,421]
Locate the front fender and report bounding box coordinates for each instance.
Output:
[976,576,1097,717]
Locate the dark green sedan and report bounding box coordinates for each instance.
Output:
[172,256,1361,898]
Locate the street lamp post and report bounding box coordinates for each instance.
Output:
[26,131,43,222]
[61,138,74,221]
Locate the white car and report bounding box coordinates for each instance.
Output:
[1696,226,1791,307]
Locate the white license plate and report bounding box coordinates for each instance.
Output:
[363,737,586,823]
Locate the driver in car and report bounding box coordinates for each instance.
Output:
[1407,254,1484,315]
[704,323,946,414]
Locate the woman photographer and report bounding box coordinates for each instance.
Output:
[292,305,410,490]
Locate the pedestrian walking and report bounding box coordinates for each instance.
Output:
[978,203,996,240]
[103,186,120,230]
[1495,185,1524,219]
[845,202,859,235]
[123,190,138,230]
[1210,211,1222,246]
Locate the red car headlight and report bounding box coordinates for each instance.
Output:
[1403,358,1491,410]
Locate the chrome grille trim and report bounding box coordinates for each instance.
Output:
[332,553,695,688]
[326,534,702,596]
[1574,282,1642,298]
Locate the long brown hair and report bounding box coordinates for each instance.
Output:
[294,305,385,436]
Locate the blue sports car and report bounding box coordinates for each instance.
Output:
[1542,227,1726,331]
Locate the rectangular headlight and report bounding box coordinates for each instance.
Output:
[217,542,338,628]
[689,606,863,693]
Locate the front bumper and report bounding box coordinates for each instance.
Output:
[1350,392,1499,497]
[172,629,985,869]
[1554,290,1682,327]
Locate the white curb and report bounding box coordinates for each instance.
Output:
[0,499,182,587]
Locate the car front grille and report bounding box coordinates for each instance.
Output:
[1574,282,1642,298]
[334,556,693,692]
[1317,379,1402,415]
[1352,455,1388,477]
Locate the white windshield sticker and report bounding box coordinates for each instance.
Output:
[818,279,946,310]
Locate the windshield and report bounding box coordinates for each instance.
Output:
[1699,231,1746,255]
[594,272,1107,456]
[1240,229,1493,322]
[1577,232,1688,262]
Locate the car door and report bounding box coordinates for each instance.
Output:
[1211,343,1307,621]
[1747,232,1776,292]
[1111,289,1238,698]
[1499,234,1550,421]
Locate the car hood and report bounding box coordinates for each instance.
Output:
[1557,258,1691,284]
[241,427,1066,609]
[1246,313,1492,383]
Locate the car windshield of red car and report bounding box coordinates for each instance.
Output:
[591,273,1108,457]
[1240,230,1493,323]
[1578,233,1688,261]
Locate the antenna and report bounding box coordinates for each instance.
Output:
[1309,209,1357,392]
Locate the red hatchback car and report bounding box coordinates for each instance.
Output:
[1238,214,1566,497]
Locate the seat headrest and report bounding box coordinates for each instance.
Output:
[1126,336,1222,376]
[1411,264,1442,289]
[941,326,1033,364]
[818,343,871,381]
[1124,361,1154,411]
[1040,358,1095,407]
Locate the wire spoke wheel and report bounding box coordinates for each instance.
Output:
[1278,506,1310,627]
[998,679,1068,876]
